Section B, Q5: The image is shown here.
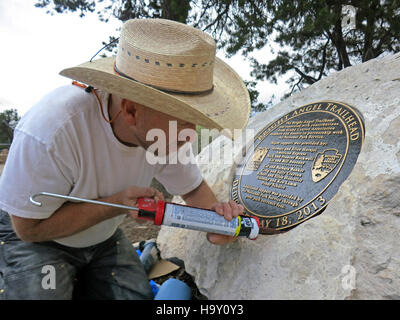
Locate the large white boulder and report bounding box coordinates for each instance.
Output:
[157,52,400,299]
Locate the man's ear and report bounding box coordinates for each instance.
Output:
[121,99,137,126]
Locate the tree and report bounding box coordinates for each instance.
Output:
[0,109,20,144]
[240,0,400,97]
[192,0,400,97]
[35,0,400,106]
[35,0,269,111]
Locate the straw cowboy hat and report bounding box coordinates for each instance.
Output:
[60,18,250,136]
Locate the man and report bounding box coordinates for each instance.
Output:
[0,18,251,299]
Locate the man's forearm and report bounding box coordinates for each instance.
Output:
[11,193,126,243]
[181,180,218,209]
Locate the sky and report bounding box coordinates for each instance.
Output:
[0,0,288,116]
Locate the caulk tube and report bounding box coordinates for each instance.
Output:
[156,202,259,240]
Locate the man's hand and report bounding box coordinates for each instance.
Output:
[212,200,244,221]
[182,180,246,245]
[117,186,164,222]
[206,200,244,245]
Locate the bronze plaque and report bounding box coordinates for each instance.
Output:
[231,101,365,234]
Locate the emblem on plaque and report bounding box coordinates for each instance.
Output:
[312,149,342,182]
[246,147,269,171]
[231,101,365,234]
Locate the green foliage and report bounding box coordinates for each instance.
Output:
[232,0,400,94]
[36,0,400,105]
[244,80,272,113]
[0,109,20,144]
[35,0,95,17]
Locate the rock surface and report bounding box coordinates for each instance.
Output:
[157,52,400,299]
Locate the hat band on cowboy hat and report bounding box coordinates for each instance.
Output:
[59,18,251,137]
[113,61,214,95]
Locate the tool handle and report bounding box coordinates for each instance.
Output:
[29,191,140,212]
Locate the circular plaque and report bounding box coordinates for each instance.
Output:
[231,101,365,234]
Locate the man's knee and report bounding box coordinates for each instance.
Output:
[0,223,77,300]
[74,229,154,300]
[1,262,76,300]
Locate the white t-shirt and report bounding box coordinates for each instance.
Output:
[0,84,203,247]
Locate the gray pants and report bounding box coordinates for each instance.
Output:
[0,210,153,300]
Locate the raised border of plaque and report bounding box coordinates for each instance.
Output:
[231,101,365,234]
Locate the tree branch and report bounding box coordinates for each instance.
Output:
[290,77,303,95]
[294,67,317,85]
[202,2,230,33]
[317,38,330,80]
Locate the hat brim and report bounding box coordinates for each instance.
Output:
[59,56,250,136]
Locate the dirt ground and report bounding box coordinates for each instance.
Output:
[120,215,161,243]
